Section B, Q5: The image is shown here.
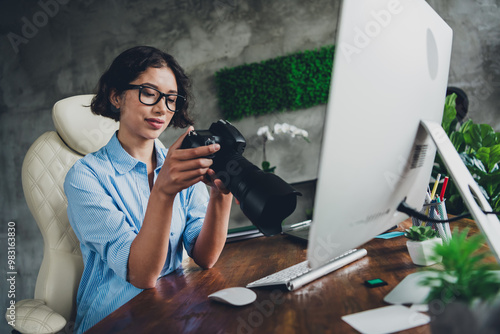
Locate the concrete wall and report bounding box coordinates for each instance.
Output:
[1,0,499,331]
[428,0,500,128]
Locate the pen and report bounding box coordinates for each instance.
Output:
[288,220,311,229]
[430,174,441,200]
[439,176,449,202]
[435,197,447,238]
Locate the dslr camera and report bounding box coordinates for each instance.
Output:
[181,120,301,236]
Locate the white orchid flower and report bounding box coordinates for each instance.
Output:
[289,125,298,137]
[257,125,268,136]
[273,123,283,134]
[272,123,309,139]
[258,122,310,172]
[257,125,274,141]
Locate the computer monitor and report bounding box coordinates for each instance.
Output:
[307,0,453,269]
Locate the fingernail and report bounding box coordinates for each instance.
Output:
[214,144,220,150]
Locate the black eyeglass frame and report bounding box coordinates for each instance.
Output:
[125,84,186,112]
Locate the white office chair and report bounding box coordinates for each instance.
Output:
[6,95,119,334]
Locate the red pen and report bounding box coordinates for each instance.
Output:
[440,176,449,201]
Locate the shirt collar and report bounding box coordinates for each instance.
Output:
[154,141,166,170]
[106,132,165,174]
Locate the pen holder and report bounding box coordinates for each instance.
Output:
[411,200,452,242]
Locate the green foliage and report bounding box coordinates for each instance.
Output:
[421,228,500,306]
[404,226,439,241]
[305,208,314,220]
[441,93,458,135]
[261,161,276,173]
[215,46,335,120]
[433,94,500,214]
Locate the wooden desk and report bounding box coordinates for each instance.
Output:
[86,218,481,334]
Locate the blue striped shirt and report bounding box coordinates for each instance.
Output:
[64,132,208,334]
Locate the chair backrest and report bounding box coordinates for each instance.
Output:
[22,95,119,321]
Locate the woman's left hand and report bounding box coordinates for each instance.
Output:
[203,169,231,195]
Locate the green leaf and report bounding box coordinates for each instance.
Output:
[479,170,500,198]
[463,123,497,151]
[444,92,457,109]
[479,124,498,147]
[261,161,276,173]
[422,228,500,306]
[449,131,465,152]
[476,144,500,172]
[460,153,487,175]
[442,93,457,134]
[404,226,438,241]
[458,119,474,134]
[492,193,500,212]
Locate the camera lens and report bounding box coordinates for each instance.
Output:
[212,150,300,236]
[181,120,301,236]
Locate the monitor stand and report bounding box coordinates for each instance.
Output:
[421,120,500,262]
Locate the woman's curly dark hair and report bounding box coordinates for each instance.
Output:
[91,46,194,128]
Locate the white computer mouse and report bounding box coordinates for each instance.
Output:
[208,287,257,306]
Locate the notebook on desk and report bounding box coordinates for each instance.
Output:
[246,0,453,291]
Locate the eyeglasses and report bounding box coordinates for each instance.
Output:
[126,84,186,112]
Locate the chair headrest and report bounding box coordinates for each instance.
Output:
[52,95,120,156]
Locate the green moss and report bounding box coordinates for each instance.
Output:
[215,45,335,120]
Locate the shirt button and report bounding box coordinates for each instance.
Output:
[170,232,174,236]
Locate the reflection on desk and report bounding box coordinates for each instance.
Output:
[86,218,483,334]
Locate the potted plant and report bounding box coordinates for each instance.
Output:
[433,93,500,215]
[420,228,500,333]
[404,226,442,266]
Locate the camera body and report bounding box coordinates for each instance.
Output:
[181,119,246,160]
[181,120,300,236]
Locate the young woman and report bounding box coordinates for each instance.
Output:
[64,46,233,333]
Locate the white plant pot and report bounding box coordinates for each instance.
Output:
[406,238,442,266]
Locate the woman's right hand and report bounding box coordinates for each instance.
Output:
[154,127,220,198]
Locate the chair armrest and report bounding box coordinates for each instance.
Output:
[5,299,66,334]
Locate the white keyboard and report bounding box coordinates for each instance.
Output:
[247,248,368,291]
